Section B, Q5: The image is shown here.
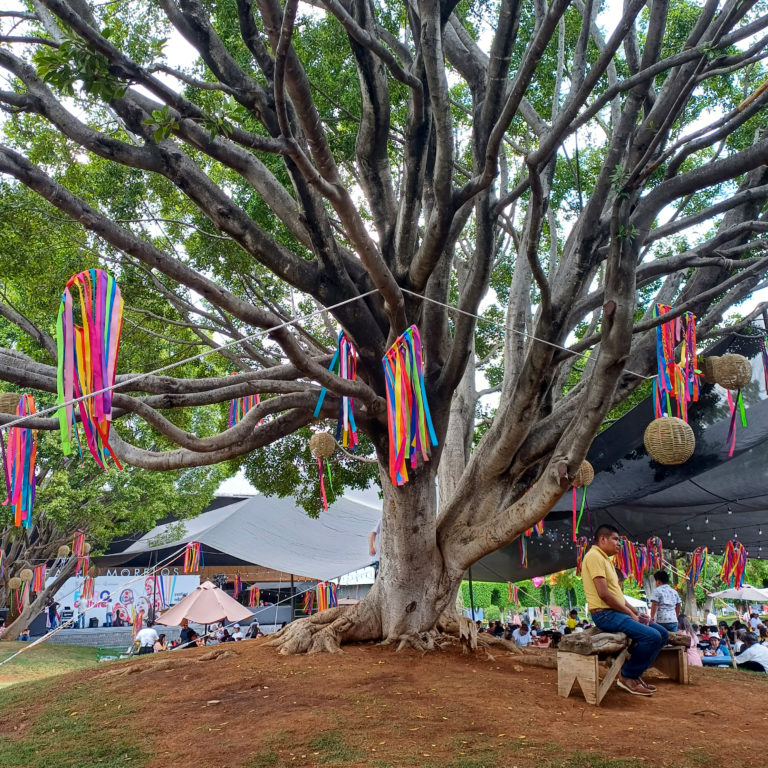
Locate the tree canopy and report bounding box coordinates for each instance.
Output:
[1,0,768,650]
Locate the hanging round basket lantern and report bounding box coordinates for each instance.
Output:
[8,576,22,590]
[713,353,752,390]
[644,417,695,465]
[82,542,91,555]
[57,545,70,558]
[19,568,33,583]
[698,356,719,384]
[572,460,594,488]
[309,432,336,459]
[0,392,19,414]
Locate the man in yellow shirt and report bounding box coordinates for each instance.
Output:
[581,524,669,696]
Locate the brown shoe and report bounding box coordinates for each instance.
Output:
[617,677,653,696]
[638,678,657,692]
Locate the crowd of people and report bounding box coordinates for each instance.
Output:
[133,618,268,653]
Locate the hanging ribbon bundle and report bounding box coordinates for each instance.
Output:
[133,608,144,637]
[183,542,203,573]
[614,537,638,580]
[56,269,124,469]
[228,388,260,429]
[685,546,708,587]
[725,389,748,458]
[519,536,528,568]
[302,589,314,615]
[720,540,747,588]
[382,325,438,486]
[524,521,544,538]
[14,581,30,615]
[0,550,4,578]
[233,573,242,600]
[571,487,588,542]
[32,564,46,593]
[1,394,38,528]
[157,575,168,609]
[652,305,699,421]
[507,582,519,603]
[72,530,86,576]
[314,332,359,450]
[575,536,590,576]
[81,575,95,602]
[248,585,261,608]
[646,537,664,572]
[316,581,328,611]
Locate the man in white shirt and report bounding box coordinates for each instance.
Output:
[232,624,245,641]
[748,613,761,631]
[706,609,717,628]
[135,625,159,655]
[736,632,768,673]
[512,623,533,647]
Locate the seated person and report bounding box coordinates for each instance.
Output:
[735,632,768,673]
[703,635,729,657]
[512,623,533,647]
[18,627,31,641]
[566,609,579,631]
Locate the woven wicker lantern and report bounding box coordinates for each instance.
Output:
[19,568,33,583]
[8,576,22,590]
[572,460,594,488]
[644,417,695,465]
[82,542,91,555]
[0,392,19,414]
[57,545,70,558]
[713,353,752,390]
[309,432,336,459]
[698,356,719,384]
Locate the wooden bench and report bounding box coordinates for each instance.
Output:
[556,629,689,705]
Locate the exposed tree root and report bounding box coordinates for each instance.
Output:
[266,606,360,654]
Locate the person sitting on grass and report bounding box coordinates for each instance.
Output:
[703,635,729,657]
[581,524,668,697]
[736,632,768,673]
[18,627,31,641]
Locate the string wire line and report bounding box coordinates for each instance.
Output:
[0,289,379,432]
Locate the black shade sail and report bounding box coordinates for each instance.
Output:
[470,333,768,582]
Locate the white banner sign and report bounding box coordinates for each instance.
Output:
[52,573,200,627]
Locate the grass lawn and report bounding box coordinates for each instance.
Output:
[0,642,100,689]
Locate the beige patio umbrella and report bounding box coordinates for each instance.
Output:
[155,580,254,626]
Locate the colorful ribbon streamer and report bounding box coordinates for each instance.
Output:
[302,589,315,615]
[72,530,87,577]
[314,332,359,450]
[571,487,587,542]
[56,269,124,469]
[720,540,747,588]
[646,537,664,572]
[183,541,203,573]
[652,305,699,422]
[575,536,589,576]
[685,546,708,587]
[507,582,519,603]
[32,564,46,593]
[1,394,37,528]
[248,585,260,608]
[315,581,338,611]
[725,389,748,457]
[81,575,95,602]
[382,325,438,486]
[228,386,260,428]
[317,456,335,512]
[233,573,242,600]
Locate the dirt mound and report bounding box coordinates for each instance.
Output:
[1,639,765,768]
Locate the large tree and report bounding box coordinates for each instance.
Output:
[0,0,767,652]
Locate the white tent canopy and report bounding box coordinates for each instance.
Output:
[99,493,381,582]
[709,585,768,602]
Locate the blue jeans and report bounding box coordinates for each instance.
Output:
[659,621,678,632]
[591,610,669,679]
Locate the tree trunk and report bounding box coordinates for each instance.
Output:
[1,557,78,641]
[270,465,463,653]
[684,578,698,619]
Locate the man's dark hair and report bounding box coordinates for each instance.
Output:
[594,524,619,543]
[744,632,758,646]
[653,570,670,584]
[569,609,578,616]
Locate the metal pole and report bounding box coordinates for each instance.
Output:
[290,574,295,622]
[468,567,476,621]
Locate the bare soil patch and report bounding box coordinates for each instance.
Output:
[1,639,765,768]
